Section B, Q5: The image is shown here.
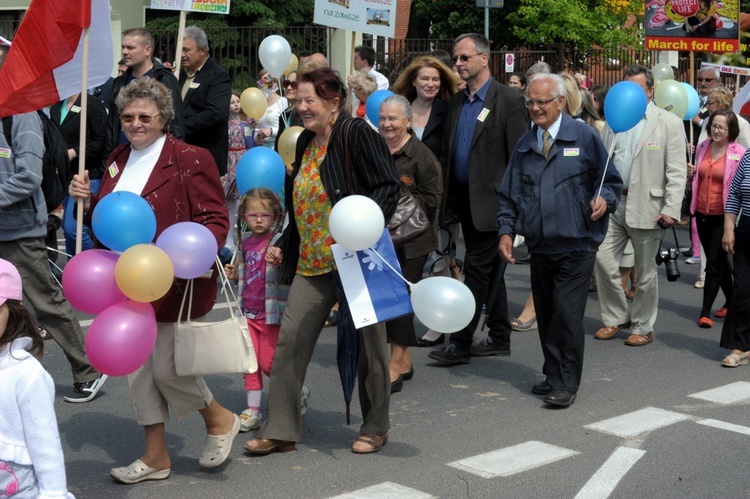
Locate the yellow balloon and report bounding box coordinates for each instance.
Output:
[277,126,304,171]
[241,87,267,122]
[284,54,298,76]
[115,244,175,303]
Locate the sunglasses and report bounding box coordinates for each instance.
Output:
[282,80,298,89]
[450,53,480,65]
[120,114,157,124]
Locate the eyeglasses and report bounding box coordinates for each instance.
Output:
[697,77,715,82]
[120,114,157,124]
[524,96,560,109]
[244,212,274,221]
[710,124,728,132]
[283,80,298,89]
[450,53,480,65]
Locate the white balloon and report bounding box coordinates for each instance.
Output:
[410,276,475,333]
[329,195,385,251]
[259,35,292,79]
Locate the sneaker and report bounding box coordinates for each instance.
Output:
[469,337,511,357]
[300,386,310,416]
[239,409,262,432]
[685,256,700,265]
[428,344,470,365]
[64,375,108,403]
[694,279,705,289]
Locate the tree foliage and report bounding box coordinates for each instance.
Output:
[413,0,643,51]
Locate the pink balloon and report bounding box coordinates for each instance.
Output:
[85,301,157,376]
[155,222,219,279]
[62,249,128,314]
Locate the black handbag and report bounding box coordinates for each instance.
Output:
[340,118,429,247]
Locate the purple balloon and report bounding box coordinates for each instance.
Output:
[155,222,218,279]
[62,249,128,314]
[85,301,157,377]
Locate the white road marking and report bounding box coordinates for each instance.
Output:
[574,447,646,499]
[696,418,750,435]
[688,382,750,404]
[329,482,435,498]
[585,407,690,438]
[447,440,579,478]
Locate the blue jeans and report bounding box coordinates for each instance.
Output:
[62,178,100,257]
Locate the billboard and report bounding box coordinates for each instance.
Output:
[644,0,739,53]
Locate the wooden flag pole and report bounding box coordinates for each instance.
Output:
[74,26,90,256]
[174,11,187,76]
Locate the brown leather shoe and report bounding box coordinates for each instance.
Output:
[624,332,653,346]
[244,438,295,455]
[594,321,631,340]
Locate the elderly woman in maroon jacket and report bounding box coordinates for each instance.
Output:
[69,78,237,484]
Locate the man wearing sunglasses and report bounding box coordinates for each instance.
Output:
[428,33,529,365]
[687,67,721,145]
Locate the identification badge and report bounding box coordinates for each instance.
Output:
[478,108,490,122]
[563,148,579,156]
[108,162,119,178]
[71,105,81,113]
[729,154,741,161]
[646,142,660,150]
[0,147,10,158]
[189,82,201,89]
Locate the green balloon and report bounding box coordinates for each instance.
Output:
[654,80,688,120]
[652,63,674,85]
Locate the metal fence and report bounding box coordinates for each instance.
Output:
[146,27,749,92]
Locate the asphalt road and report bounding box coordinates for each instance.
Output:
[44,225,750,498]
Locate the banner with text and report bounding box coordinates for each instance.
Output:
[150,0,230,14]
[644,0,739,53]
[313,0,395,38]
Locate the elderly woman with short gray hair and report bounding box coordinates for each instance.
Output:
[378,94,443,391]
[70,77,238,484]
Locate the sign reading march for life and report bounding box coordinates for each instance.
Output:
[332,229,413,329]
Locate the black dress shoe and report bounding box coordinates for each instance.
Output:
[428,344,470,365]
[515,253,531,264]
[531,380,552,395]
[390,375,403,393]
[544,390,576,407]
[401,366,414,381]
[416,334,444,347]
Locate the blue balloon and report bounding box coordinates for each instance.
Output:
[235,147,286,196]
[92,191,157,252]
[681,82,701,120]
[603,81,648,133]
[365,89,395,128]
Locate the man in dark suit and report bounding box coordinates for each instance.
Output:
[179,25,231,176]
[429,33,529,365]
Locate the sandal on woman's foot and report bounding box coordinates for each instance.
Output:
[325,309,338,327]
[352,433,388,454]
[511,316,537,332]
[721,351,750,367]
[110,459,170,484]
[199,415,241,468]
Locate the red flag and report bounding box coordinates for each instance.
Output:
[0,0,112,117]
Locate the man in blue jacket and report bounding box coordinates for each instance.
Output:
[497,73,622,408]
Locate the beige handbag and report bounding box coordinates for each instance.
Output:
[174,257,258,376]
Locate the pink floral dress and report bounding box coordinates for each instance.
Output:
[222,117,249,200]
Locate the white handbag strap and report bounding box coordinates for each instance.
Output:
[178,256,243,323]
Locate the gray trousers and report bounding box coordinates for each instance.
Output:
[259,272,390,442]
[0,237,98,382]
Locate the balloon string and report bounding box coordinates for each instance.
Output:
[595,134,618,201]
[277,76,289,126]
[368,247,415,289]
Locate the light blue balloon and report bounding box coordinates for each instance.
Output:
[365,89,395,128]
[603,81,648,133]
[681,82,701,120]
[92,191,156,252]
[235,147,286,196]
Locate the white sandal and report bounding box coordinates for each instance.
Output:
[110,459,170,484]
[199,415,241,468]
[721,352,750,367]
